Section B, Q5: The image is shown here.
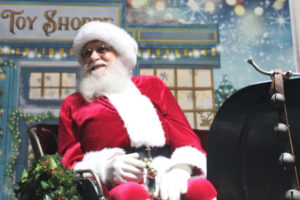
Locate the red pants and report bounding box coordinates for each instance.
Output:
[109,177,217,200]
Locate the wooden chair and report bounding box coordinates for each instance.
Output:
[27,124,106,200]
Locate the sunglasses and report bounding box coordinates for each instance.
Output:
[81,44,113,59]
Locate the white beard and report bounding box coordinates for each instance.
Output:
[79,58,132,101]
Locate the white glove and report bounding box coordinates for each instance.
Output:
[103,153,146,185]
[156,164,192,200]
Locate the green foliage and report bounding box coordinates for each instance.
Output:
[15,154,81,200]
[6,108,58,200]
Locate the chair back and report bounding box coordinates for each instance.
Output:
[27,123,106,200]
[27,124,59,160]
[193,129,209,151]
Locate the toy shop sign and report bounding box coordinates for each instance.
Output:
[0,4,121,41]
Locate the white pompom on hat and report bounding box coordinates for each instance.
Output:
[73,21,138,69]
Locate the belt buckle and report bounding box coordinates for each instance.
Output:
[142,148,158,197]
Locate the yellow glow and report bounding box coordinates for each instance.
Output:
[155,0,166,11]
[234,4,246,16]
[226,0,237,6]
[131,0,148,8]
[272,0,286,10]
[28,152,35,160]
[204,1,216,12]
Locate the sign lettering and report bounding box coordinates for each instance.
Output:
[0,4,121,40]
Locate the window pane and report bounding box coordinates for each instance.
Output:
[44,88,59,99]
[44,73,60,87]
[195,90,213,109]
[196,111,214,130]
[62,88,76,99]
[170,90,175,97]
[140,68,154,76]
[184,112,195,129]
[62,73,76,87]
[157,69,174,87]
[29,88,41,99]
[195,69,212,87]
[30,73,42,87]
[177,69,193,87]
[178,90,193,110]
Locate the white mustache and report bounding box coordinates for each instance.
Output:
[83,60,108,71]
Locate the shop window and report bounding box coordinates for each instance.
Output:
[140,68,215,130]
[20,66,80,108]
[29,72,76,99]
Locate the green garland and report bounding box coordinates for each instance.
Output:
[15,153,81,200]
[0,59,16,80]
[0,105,4,139]
[0,59,16,68]
[0,59,16,139]
[0,59,19,198]
[6,108,58,200]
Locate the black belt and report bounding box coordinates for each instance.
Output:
[125,145,171,160]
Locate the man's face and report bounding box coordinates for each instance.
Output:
[79,41,131,100]
[81,40,118,74]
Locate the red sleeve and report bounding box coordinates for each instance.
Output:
[57,97,84,168]
[135,76,206,154]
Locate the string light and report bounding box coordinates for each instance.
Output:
[225,0,237,6]
[142,51,150,59]
[193,49,201,57]
[54,53,62,60]
[28,51,35,58]
[204,1,216,13]
[168,53,175,60]
[254,6,264,16]
[3,46,10,54]
[0,46,75,60]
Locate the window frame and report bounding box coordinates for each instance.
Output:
[139,66,216,129]
[19,61,81,108]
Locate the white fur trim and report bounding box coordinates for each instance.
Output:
[169,146,207,177]
[106,81,166,148]
[73,21,138,69]
[74,147,125,183]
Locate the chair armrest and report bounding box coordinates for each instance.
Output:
[76,169,106,200]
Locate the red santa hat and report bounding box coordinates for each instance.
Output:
[73,21,138,69]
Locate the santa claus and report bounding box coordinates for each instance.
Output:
[58,21,217,200]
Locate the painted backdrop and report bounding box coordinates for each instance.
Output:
[126,0,295,89]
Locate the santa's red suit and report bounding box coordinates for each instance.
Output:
[58,75,217,200]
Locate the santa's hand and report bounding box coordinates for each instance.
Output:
[157,164,191,200]
[104,153,146,185]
